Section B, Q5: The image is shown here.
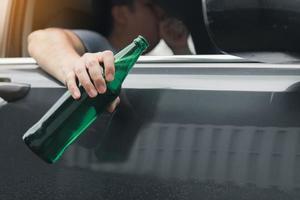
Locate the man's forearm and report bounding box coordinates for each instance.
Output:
[28,28,85,83]
[27,28,119,112]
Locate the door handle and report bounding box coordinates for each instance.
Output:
[0,82,30,102]
[0,77,11,83]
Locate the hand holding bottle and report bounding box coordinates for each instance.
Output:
[23,36,148,163]
[61,50,120,112]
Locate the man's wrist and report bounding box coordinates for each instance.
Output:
[59,55,81,84]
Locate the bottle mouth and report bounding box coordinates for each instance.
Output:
[134,35,149,50]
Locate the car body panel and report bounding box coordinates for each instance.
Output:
[1,56,300,199]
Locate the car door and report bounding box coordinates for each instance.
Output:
[1,56,300,200]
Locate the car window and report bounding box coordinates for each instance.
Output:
[16,0,200,57]
[1,0,210,57]
[5,0,300,61]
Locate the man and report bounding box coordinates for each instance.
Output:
[28,0,190,111]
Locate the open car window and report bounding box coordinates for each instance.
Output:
[1,0,300,61]
[0,0,200,57]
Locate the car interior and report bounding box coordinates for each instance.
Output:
[5,0,300,63]
[32,0,95,31]
[36,0,300,63]
[6,0,220,57]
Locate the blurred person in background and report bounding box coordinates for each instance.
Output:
[28,0,191,112]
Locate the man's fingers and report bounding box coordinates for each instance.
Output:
[99,51,115,82]
[69,51,115,99]
[74,64,97,98]
[107,97,120,113]
[65,72,81,99]
[86,56,107,94]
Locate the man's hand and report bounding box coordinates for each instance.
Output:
[160,18,192,55]
[62,50,120,112]
[63,51,114,99]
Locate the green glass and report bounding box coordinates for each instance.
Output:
[23,36,149,164]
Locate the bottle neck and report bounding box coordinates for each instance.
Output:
[106,39,148,93]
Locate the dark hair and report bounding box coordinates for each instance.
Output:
[92,0,135,37]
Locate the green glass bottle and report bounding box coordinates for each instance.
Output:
[23,36,149,164]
